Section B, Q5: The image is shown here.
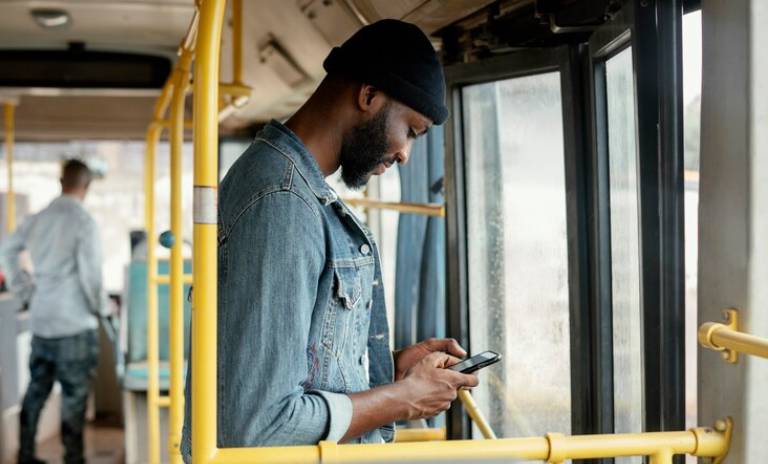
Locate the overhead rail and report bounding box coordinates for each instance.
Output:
[344,198,445,217]
[699,308,768,363]
[3,100,16,232]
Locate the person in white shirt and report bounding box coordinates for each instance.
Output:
[0,159,108,464]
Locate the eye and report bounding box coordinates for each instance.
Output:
[407,128,417,139]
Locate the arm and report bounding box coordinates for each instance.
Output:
[0,218,30,288]
[221,191,350,446]
[76,219,109,316]
[341,351,478,442]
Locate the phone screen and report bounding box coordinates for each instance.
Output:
[447,351,501,374]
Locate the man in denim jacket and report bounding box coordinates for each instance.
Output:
[182,19,477,454]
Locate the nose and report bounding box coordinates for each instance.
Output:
[396,145,411,166]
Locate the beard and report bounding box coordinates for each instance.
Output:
[338,106,392,189]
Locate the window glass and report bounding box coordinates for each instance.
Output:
[462,71,572,440]
[605,47,643,461]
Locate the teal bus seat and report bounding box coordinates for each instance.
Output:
[120,258,192,391]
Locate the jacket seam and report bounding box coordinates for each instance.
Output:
[227,188,321,235]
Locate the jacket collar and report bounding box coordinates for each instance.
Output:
[258,120,337,205]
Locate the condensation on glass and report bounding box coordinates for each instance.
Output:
[605,46,644,464]
[462,71,572,443]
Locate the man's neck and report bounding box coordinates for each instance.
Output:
[62,191,84,202]
[284,96,348,177]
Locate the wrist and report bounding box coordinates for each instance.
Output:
[388,379,415,421]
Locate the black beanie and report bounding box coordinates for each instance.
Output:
[323,19,449,125]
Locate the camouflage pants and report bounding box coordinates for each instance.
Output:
[18,330,99,464]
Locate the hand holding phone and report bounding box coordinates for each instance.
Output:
[446,350,501,374]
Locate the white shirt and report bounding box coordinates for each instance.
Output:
[0,195,108,337]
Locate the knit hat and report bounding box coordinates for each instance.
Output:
[323,19,449,125]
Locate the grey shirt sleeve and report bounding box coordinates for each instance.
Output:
[0,217,31,288]
[76,218,108,316]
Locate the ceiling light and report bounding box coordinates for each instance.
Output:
[30,8,71,29]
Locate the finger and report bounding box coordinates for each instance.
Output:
[424,351,452,368]
[426,338,467,358]
[445,355,463,368]
[443,369,478,389]
[461,373,480,388]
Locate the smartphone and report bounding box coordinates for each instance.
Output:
[447,350,501,374]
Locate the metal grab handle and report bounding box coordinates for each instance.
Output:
[699,308,768,363]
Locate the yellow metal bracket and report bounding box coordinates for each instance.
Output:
[699,308,740,363]
[545,432,565,464]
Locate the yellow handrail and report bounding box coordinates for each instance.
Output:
[192,1,225,463]
[218,0,251,121]
[344,198,445,217]
[393,428,446,442]
[154,274,194,285]
[699,308,768,363]
[4,101,15,232]
[168,47,194,464]
[457,389,496,439]
[205,418,731,464]
[144,112,164,464]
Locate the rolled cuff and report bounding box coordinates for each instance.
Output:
[311,390,353,442]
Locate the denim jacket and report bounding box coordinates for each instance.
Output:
[181,120,394,457]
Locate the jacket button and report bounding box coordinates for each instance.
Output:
[360,244,370,255]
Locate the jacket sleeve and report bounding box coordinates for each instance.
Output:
[217,191,352,447]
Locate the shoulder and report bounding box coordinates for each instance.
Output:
[219,139,321,230]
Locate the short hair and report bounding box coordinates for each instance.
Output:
[61,159,92,190]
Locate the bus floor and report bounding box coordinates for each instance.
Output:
[34,417,124,464]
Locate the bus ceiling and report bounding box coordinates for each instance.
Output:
[0,0,700,142]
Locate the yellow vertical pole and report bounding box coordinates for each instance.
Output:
[232,0,242,85]
[169,51,193,464]
[144,124,161,464]
[4,102,15,232]
[192,0,226,462]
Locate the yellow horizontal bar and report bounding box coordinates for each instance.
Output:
[209,419,731,464]
[343,198,445,217]
[699,308,768,362]
[157,396,171,408]
[219,82,252,99]
[155,274,194,285]
[150,119,194,130]
[393,428,446,442]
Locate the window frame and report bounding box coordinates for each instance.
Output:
[587,0,687,445]
[443,46,593,440]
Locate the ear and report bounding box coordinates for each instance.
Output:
[356,83,384,113]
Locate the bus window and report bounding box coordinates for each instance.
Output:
[462,70,572,438]
[604,45,644,447]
